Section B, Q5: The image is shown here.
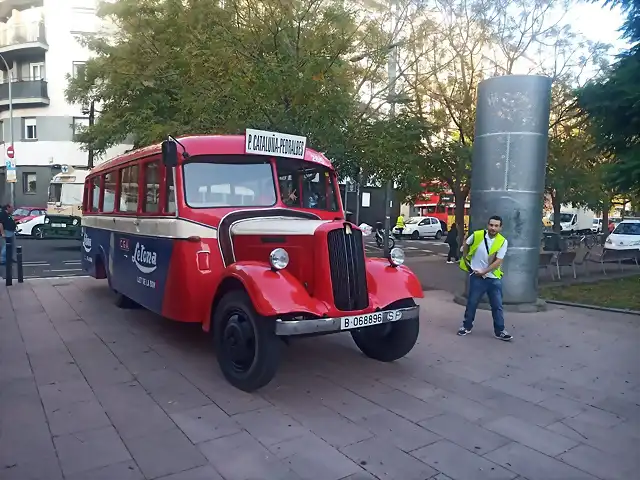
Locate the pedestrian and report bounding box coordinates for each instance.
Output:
[608,220,615,234]
[395,213,405,236]
[0,203,17,266]
[445,222,459,263]
[457,215,512,341]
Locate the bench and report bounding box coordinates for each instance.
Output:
[586,248,640,275]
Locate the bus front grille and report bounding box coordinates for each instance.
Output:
[327,226,369,311]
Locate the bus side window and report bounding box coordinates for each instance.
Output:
[103,172,116,213]
[143,161,160,213]
[164,166,176,214]
[119,165,139,213]
[90,177,100,212]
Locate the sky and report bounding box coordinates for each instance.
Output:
[566,1,630,54]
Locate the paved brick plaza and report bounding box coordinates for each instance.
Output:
[1,277,639,480]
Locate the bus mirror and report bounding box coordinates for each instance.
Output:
[162,139,179,167]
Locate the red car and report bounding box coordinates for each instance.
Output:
[13,207,46,223]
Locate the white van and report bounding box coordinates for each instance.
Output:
[605,219,640,251]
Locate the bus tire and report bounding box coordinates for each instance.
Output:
[114,293,139,309]
[351,299,419,362]
[213,290,282,392]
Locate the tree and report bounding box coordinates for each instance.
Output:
[401,0,589,238]
[67,0,374,161]
[577,0,640,196]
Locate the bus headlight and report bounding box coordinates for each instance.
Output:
[269,248,289,270]
[389,247,405,267]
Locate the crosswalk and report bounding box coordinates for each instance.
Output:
[363,237,451,258]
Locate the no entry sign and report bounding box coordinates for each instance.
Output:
[6,145,14,158]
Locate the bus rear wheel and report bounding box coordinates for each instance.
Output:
[213,290,282,392]
[351,299,419,362]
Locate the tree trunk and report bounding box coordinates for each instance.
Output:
[601,197,610,235]
[552,192,562,233]
[453,186,469,245]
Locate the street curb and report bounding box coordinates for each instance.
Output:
[543,299,640,316]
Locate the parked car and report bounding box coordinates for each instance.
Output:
[15,215,45,237]
[395,216,443,240]
[13,207,46,223]
[605,219,640,252]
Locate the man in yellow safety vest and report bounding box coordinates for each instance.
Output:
[395,214,405,236]
[458,215,512,341]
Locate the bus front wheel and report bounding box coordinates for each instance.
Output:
[213,290,282,392]
[351,299,419,362]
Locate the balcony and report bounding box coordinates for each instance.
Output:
[0,1,43,19]
[0,21,47,62]
[0,77,49,109]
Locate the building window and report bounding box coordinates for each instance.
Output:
[22,173,37,194]
[90,177,100,212]
[73,117,89,140]
[143,161,160,213]
[24,118,37,140]
[119,165,139,213]
[72,61,87,79]
[103,172,116,213]
[165,166,176,214]
[30,62,45,80]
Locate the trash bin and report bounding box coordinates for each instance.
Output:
[543,232,565,252]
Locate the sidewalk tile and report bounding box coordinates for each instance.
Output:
[355,410,441,452]
[232,407,308,447]
[269,433,362,480]
[485,442,599,480]
[363,388,443,422]
[170,403,242,443]
[46,398,112,436]
[123,427,208,479]
[156,465,224,480]
[482,416,578,456]
[411,439,516,480]
[559,444,636,480]
[342,437,439,480]
[53,425,131,476]
[419,413,511,455]
[199,431,302,480]
[64,460,144,480]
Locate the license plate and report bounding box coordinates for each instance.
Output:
[340,309,403,330]
[51,223,66,228]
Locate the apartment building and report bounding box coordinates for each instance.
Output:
[0,0,132,207]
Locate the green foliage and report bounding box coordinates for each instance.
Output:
[577,0,640,196]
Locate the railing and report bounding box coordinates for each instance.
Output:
[0,21,46,49]
[0,77,48,101]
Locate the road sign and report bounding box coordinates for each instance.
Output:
[5,145,16,183]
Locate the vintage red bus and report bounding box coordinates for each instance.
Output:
[81,130,423,391]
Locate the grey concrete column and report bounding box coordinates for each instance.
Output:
[470,75,552,305]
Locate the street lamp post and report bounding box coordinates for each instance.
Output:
[382,0,399,257]
[0,53,14,207]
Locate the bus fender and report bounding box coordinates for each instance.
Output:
[210,262,331,321]
[365,258,424,305]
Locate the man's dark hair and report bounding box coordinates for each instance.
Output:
[488,215,503,226]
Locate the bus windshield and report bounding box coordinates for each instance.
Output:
[183,157,276,208]
[182,155,339,211]
[49,183,84,205]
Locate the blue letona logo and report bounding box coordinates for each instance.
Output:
[132,242,157,274]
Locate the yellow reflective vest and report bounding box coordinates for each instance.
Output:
[459,230,506,279]
[395,216,405,229]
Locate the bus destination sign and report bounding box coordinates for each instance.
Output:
[245,129,307,160]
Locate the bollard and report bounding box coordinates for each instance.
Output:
[16,245,23,283]
[5,235,13,286]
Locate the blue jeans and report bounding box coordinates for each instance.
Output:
[1,230,15,264]
[463,274,505,334]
